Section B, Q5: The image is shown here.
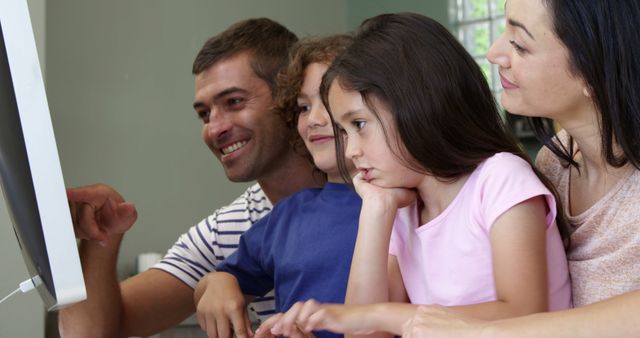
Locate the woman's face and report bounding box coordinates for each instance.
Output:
[487,0,591,121]
[297,62,346,182]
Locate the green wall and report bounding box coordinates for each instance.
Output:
[346,0,451,30]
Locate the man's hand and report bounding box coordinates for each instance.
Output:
[194,272,253,338]
[67,183,137,245]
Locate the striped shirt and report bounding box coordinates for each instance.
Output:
[153,183,276,321]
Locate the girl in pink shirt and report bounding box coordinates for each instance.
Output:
[257,13,571,338]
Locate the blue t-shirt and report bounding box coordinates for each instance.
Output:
[217,183,361,338]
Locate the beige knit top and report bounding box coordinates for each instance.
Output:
[536,134,640,307]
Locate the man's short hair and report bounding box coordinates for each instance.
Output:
[192,18,298,94]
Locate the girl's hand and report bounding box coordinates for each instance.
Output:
[265,300,377,336]
[402,305,487,338]
[256,311,315,338]
[352,172,416,209]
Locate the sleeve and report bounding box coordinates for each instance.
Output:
[479,153,557,230]
[152,184,272,289]
[217,215,274,297]
[152,215,229,288]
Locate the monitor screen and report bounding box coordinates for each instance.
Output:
[0,0,85,311]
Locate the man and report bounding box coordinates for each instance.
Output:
[59,18,321,338]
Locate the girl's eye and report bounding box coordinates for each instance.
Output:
[508,40,527,54]
[354,120,366,130]
[298,104,311,114]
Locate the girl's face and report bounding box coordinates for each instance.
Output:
[328,82,423,188]
[487,0,590,121]
[297,62,347,182]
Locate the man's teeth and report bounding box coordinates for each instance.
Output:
[222,141,248,155]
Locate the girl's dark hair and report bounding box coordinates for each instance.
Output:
[532,0,640,170]
[272,35,353,175]
[321,12,570,243]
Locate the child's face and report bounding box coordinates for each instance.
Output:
[328,82,423,188]
[297,63,344,182]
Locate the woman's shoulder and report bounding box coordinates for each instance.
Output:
[534,130,571,183]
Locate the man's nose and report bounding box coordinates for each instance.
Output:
[206,110,233,140]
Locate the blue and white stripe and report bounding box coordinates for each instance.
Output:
[154,183,276,321]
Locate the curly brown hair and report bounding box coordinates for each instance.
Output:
[273,34,353,169]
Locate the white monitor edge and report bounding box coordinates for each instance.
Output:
[0,0,86,310]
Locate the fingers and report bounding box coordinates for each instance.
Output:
[273,302,304,337]
[255,313,282,338]
[294,299,322,332]
[66,183,124,203]
[216,314,232,338]
[67,184,137,242]
[228,306,252,338]
[76,201,108,243]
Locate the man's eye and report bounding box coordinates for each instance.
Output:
[227,98,245,107]
[197,111,210,121]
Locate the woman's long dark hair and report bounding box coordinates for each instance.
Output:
[532,0,640,170]
[321,12,570,243]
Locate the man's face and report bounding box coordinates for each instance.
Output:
[193,52,292,182]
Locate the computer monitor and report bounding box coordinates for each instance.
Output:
[0,0,86,310]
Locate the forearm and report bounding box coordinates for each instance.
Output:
[450,299,545,321]
[346,198,397,304]
[59,235,125,338]
[370,303,418,335]
[486,290,640,338]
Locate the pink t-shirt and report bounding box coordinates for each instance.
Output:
[389,152,571,311]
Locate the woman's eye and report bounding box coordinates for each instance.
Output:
[508,40,527,54]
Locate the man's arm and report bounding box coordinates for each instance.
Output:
[59,235,196,338]
[58,184,196,338]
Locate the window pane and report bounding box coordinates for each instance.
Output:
[491,63,501,92]
[491,0,506,16]
[492,17,505,39]
[461,0,489,20]
[460,22,490,57]
[475,58,492,85]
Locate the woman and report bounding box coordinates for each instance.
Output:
[402,0,640,336]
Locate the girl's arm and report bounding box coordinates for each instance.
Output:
[264,258,411,338]
[346,173,414,305]
[336,174,415,338]
[450,195,549,319]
